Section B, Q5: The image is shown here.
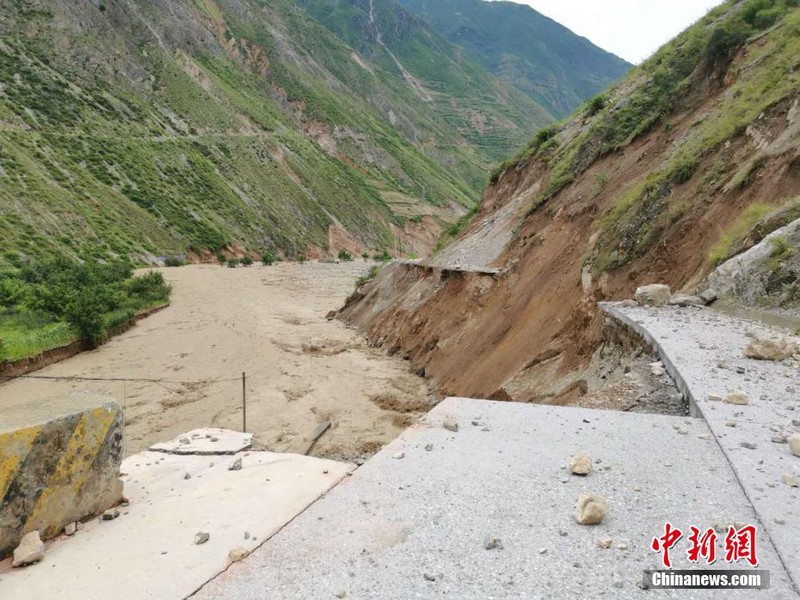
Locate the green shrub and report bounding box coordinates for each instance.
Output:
[361,252,370,261]
[587,95,606,116]
[216,251,227,264]
[240,255,253,266]
[164,255,184,267]
[338,249,353,261]
[227,258,239,268]
[297,254,307,264]
[261,250,278,266]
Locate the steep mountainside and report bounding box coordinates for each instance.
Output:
[296,0,553,160]
[342,0,800,402]
[0,0,580,267]
[395,0,631,118]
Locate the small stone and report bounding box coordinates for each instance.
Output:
[423,573,437,582]
[179,437,190,445]
[335,591,347,598]
[425,444,433,451]
[650,362,665,376]
[484,536,503,550]
[740,442,757,450]
[228,458,242,471]
[699,288,718,304]
[668,294,705,307]
[538,547,547,555]
[569,454,593,476]
[184,472,192,480]
[788,434,800,457]
[725,421,737,427]
[64,522,77,536]
[774,518,785,525]
[617,543,629,550]
[392,452,405,460]
[697,434,711,440]
[12,531,45,567]
[613,578,624,589]
[632,485,642,492]
[102,508,120,521]
[675,427,688,435]
[707,393,723,402]
[443,419,459,432]
[194,532,210,545]
[771,435,787,444]
[574,493,607,525]
[782,473,798,487]
[228,547,250,562]
[724,391,749,405]
[597,537,613,549]
[244,531,250,540]
[210,436,219,442]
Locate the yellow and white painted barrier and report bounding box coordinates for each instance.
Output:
[0,395,123,557]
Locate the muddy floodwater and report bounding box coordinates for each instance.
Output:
[0,262,430,460]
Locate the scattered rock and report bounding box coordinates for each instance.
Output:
[699,289,718,305]
[574,493,607,525]
[179,437,190,445]
[781,473,797,488]
[483,536,503,550]
[725,421,737,427]
[334,591,347,598]
[649,362,666,376]
[740,442,757,450]
[538,547,547,555]
[194,532,210,545]
[392,452,405,460]
[744,337,799,361]
[707,393,723,402]
[184,472,192,480]
[597,537,613,549]
[228,458,242,471]
[12,531,45,567]
[617,543,629,551]
[774,518,786,525]
[228,547,250,562]
[442,419,459,432]
[423,573,437,582]
[724,391,749,406]
[425,444,433,452]
[210,436,219,442]
[102,508,120,521]
[668,294,705,307]
[325,310,338,321]
[569,454,593,476]
[635,284,671,307]
[788,434,800,457]
[64,522,77,536]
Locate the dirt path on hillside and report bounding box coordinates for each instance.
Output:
[0,263,430,461]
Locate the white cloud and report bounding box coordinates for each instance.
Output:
[506,0,723,63]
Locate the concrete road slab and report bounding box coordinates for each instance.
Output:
[602,303,800,588]
[194,399,796,599]
[149,427,253,455]
[0,447,353,600]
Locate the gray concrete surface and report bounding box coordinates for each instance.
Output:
[194,399,796,599]
[601,302,800,590]
[149,428,253,455]
[0,443,353,600]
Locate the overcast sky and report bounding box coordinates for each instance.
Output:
[509,0,724,63]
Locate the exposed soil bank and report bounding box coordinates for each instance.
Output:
[0,263,430,461]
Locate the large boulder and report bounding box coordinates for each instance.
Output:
[635,284,672,307]
[705,213,800,307]
[0,395,124,558]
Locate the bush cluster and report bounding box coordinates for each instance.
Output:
[0,259,171,347]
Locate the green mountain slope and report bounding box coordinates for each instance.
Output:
[295,0,554,160]
[394,0,631,118]
[0,0,616,268]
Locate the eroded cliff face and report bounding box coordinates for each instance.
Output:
[341,3,800,402]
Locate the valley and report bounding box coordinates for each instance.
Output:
[0,262,430,460]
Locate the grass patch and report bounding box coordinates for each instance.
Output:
[708,203,773,265]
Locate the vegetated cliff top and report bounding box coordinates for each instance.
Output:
[342,0,800,402]
[0,0,603,268]
[395,0,631,118]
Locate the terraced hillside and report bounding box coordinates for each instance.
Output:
[0,0,624,267]
[396,0,631,118]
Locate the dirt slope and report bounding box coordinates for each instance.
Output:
[342,2,800,402]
